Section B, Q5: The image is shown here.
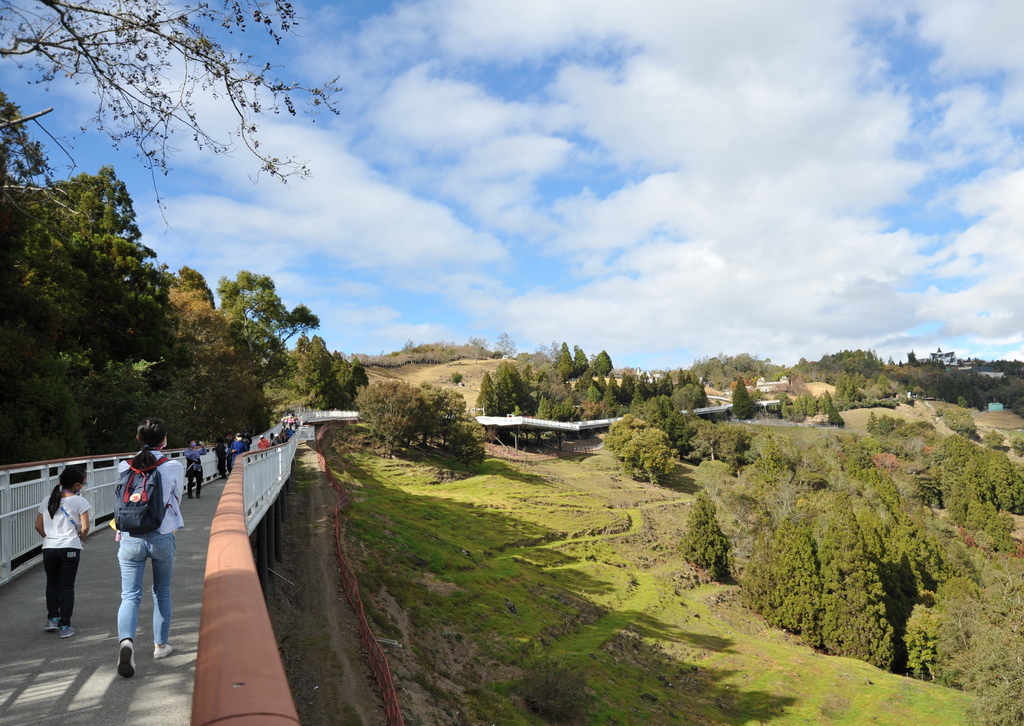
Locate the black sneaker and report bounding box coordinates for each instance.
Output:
[118,639,136,678]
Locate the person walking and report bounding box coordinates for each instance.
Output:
[35,466,91,639]
[213,436,228,478]
[183,440,207,498]
[115,417,184,678]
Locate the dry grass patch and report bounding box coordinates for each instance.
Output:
[366,359,505,409]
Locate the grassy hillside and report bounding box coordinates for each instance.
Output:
[322,426,973,725]
[367,359,504,409]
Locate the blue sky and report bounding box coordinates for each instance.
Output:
[5,0,1024,369]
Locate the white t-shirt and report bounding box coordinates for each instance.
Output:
[117,455,185,534]
[38,493,92,549]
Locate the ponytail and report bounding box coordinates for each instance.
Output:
[46,484,62,519]
[131,417,167,469]
[48,466,86,518]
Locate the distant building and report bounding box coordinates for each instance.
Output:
[930,348,959,366]
[755,376,789,393]
[988,402,1005,412]
[977,366,1005,379]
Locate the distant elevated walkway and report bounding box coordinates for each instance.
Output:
[475,415,621,431]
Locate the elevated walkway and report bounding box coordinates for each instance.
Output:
[0,476,226,725]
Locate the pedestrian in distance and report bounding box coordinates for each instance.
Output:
[213,436,228,478]
[115,417,184,678]
[35,466,91,639]
[257,434,271,450]
[183,440,208,498]
[227,432,249,473]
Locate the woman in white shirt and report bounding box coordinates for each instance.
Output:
[115,417,184,678]
[35,466,91,639]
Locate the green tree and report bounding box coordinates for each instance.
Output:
[556,342,574,382]
[731,378,755,419]
[295,335,342,409]
[218,270,319,379]
[905,604,940,679]
[680,491,731,581]
[605,414,676,483]
[356,380,424,455]
[592,350,613,377]
[818,502,895,670]
[476,371,498,416]
[742,518,822,646]
[493,361,530,416]
[940,406,977,438]
[819,391,844,426]
[164,281,261,440]
[572,345,589,378]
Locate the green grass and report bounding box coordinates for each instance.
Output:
[324,428,972,725]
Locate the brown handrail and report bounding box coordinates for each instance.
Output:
[192,467,299,725]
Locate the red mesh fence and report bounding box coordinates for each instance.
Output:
[314,424,405,726]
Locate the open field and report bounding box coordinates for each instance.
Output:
[316,426,972,725]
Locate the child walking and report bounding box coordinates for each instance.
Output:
[35,466,91,638]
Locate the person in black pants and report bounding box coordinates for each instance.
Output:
[35,467,91,638]
[214,437,228,478]
[183,440,207,498]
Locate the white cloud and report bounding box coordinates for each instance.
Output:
[18,0,1024,366]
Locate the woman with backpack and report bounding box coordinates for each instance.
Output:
[34,466,91,639]
[114,417,184,678]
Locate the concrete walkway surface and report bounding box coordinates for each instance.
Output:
[0,477,225,726]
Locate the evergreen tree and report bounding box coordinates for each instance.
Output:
[743,518,823,646]
[572,345,588,378]
[476,372,498,416]
[731,378,755,419]
[818,502,895,670]
[819,391,844,426]
[556,342,574,381]
[592,350,614,377]
[680,491,731,581]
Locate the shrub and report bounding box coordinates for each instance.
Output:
[518,658,589,722]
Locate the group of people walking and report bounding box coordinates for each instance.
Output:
[33,417,249,678]
[34,416,297,672]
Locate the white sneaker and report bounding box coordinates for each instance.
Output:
[154,643,174,659]
[117,639,136,678]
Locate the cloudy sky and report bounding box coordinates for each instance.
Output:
[5,0,1024,369]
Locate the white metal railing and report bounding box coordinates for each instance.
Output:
[239,434,297,535]
[0,447,219,586]
[475,415,622,431]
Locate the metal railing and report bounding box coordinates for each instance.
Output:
[0,447,220,586]
[475,415,622,431]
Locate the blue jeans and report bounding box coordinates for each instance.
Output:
[117,531,176,645]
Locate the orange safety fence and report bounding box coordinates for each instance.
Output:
[315,424,406,726]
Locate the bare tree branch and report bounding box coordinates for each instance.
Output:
[0,0,341,178]
[0,106,54,130]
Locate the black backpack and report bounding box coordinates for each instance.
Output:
[114,456,170,535]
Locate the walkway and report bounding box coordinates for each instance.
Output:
[0,476,226,725]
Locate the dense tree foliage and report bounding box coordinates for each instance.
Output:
[0,97,325,460]
[357,380,483,464]
[605,415,676,483]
